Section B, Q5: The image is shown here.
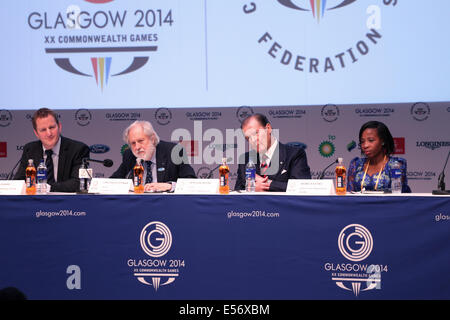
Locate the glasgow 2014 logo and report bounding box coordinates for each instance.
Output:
[27,0,174,91]
[127,221,185,291]
[140,221,173,258]
[338,224,373,262]
[323,224,388,297]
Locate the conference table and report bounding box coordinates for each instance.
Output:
[0,192,449,300]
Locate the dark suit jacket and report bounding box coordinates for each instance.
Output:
[235,142,311,192]
[110,140,196,182]
[13,136,90,192]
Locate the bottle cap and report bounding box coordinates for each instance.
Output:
[28,159,34,165]
[222,157,227,163]
[338,157,343,164]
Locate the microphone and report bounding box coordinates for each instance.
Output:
[6,159,22,180]
[82,158,114,168]
[206,157,233,179]
[432,150,450,195]
[317,159,338,179]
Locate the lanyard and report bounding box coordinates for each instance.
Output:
[361,156,387,191]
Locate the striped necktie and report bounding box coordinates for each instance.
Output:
[260,155,269,177]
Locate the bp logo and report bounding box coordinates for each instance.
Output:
[319,140,335,158]
[323,224,388,297]
[127,221,185,291]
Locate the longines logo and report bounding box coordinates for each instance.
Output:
[416,141,450,151]
[241,0,397,73]
[27,0,175,91]
[323,224,388,297]
[127,221,185,291]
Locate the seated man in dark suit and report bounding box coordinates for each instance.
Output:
[110,120,196,192]
[235,113,311,192]
[14,108,90,192]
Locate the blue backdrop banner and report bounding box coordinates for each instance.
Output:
[0,194,449,299]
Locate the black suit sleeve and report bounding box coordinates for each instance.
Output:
[110,149,134,179]
[269,147,311,192]
[234,152,248,191]
[234,164,246,191]
[50,142,90,192]
[172,144,196,180]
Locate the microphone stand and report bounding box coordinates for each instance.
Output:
[206,164,222,179]
[317,159,338,179]
[6,159,21,180]
[432,150,450,195]
[205,157,233,179]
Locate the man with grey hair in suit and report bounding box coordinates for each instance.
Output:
[110,120,196,192]
[234,113,311,192]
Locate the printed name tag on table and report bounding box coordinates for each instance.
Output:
[88,178,133,194]
[175,178,219,194]
[0,180,26,195]
[286,179,336,195]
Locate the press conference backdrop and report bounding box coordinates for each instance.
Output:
[1,104,449,193]
[0,1,449,192]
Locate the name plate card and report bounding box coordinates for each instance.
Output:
[0,180,26,195]
[175,179,219,194]
[286,179,336,195]
[88,178,133,194]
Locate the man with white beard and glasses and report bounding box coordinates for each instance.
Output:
[110,120,196,192]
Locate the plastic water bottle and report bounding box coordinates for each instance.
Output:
[36,160,48,194]
[391,160,402,194]
[245,160,256,192]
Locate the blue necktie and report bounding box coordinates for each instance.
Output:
[145,161,153,184]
